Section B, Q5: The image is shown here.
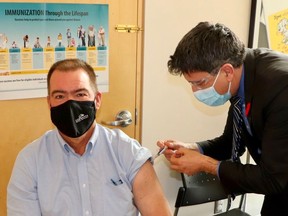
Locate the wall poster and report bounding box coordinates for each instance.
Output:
[0,3,109,100]
[249,0,288,53]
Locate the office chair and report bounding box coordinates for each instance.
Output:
[174,172,251,216]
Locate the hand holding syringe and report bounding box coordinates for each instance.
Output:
[154,140,199,161]
[153,146,168,160]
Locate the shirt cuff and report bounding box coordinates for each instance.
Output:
[217,161,222,179]
[196,143,204,154]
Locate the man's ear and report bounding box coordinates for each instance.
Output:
[221,63,234,82]
[95,91,102,109]
[47,96,51,109]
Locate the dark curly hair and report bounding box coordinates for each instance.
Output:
[168,22,245,76]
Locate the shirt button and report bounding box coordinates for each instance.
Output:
[82,183,86,188]
[85,210,90,215]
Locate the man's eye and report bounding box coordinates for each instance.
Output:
[197,80,206,86]
[55,95,64,99]
[194,80,203,85]
[192,79,205,86]
[77,93,88,97]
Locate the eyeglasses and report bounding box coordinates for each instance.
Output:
[188,74,214,90]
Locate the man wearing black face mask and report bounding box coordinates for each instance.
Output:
[7,59,172,216]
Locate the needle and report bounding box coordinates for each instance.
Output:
[153,146,168,160]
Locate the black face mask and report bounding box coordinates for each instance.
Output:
[50,100,96,138]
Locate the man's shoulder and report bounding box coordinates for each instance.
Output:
[96,123,132,141]
[247,48,288,62]
[19,129,57,156]
[95,124,143,153]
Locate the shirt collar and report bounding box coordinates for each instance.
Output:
[237,65,245,99]
[56,125,99,155]
[88,124,99,154]
[55,129,69,154]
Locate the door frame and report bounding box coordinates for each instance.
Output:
[135,0,144,142]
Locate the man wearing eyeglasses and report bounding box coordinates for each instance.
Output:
[157,21,288,216]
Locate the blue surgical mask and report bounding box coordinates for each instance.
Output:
[193,70,231,106]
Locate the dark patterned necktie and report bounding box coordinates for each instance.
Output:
[231,96,245,162]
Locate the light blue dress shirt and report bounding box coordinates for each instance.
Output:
[7,124,152,216]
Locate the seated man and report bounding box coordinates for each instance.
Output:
[7,59,171,216]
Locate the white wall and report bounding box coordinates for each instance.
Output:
[142,0,263,215]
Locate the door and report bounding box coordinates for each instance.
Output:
[0,0,143,215]
[97,0,143,139]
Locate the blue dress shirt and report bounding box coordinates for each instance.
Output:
[7,124,152,216]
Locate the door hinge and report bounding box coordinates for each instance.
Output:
[115,25,142,33]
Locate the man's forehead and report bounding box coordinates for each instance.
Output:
[50,70,90,87]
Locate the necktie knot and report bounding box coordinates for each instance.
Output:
[231,96,241,106]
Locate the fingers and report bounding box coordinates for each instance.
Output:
[156,140,166,148]
[163,149,175,161]
[169,150,183,166]
[170,156,187,174]
[156,140,171,152]
[160,142,175,158]
[157,140,178,149]
[156,140,187,162]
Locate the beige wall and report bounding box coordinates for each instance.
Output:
[142,0,264,215]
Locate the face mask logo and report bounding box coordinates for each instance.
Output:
[50,100,96,138]
[193,70,231,106]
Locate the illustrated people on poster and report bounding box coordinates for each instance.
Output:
[278,18,288,45]
[46,36,51,47]
[34,37,42,48]
[66,28,72,47]
[1,35,8,49]
[80,25,86,46]
[98,26,105,46]
[88,25,95,47]
[23,35,29,48]
[77,26,82,47]
[57,33,62,47]
[11,41,17,48]
[71,37,76,47]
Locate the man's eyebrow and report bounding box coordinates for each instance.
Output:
[50,88,89,96]
[51,90,66,96]
[74,88,89,93]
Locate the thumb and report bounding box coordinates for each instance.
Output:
[174,148,186,158]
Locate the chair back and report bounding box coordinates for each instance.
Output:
[175,172,228,207]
